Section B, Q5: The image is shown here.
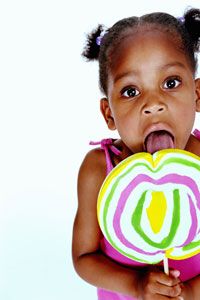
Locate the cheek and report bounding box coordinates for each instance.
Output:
[176,109,195,141]
[116,111,138,128]
[175,96,196,120]
[178,109,195,132]
[180,109,194,120]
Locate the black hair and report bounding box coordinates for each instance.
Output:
[82,8,200,96]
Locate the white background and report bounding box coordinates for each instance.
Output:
[1,0,200,299]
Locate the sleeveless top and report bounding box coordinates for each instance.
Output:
[90,130,200,300]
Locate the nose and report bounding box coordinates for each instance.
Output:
[142,91,167,115]
[143,103,165,115]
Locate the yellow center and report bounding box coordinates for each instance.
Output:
[146,191,167,233]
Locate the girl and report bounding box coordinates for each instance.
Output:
[72,8,200,300]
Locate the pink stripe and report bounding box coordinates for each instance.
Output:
[113,174,200,255]
[179,194,198,247]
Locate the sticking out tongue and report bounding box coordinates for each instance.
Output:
[145,130,174,154]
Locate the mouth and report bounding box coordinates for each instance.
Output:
[144,130,175,154]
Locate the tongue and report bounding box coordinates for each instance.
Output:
[145,131,174,154]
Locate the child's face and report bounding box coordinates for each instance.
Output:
[101,30,200,153]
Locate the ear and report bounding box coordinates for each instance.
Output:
[100,98,116,130]
[195,78,200,112]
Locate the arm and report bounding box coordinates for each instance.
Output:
[72,149,182,299]
[72,149,140,297]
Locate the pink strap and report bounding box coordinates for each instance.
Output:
[193,129,200,140]
[90,139,121,174]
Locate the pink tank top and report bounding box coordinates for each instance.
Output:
[90,131,200,300]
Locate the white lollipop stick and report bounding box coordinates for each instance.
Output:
[163,255,169,275]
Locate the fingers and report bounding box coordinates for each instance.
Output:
[140,268,182,298]
[149,269,181,286]
[149,281,182,297]
[153,295,183,300]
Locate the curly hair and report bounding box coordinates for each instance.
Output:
[82,8,200,96]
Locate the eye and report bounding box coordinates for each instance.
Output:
[163,77,181,89]
[121,87,140,98]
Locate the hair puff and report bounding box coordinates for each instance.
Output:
[82,25,105,60]
[184,8,200,52]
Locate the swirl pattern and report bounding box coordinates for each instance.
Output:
[97,149,200,264]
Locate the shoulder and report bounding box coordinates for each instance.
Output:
[79,147,107,180]
[78,148,107,203]
[185,133,200,156]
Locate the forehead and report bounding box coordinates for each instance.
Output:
[108,29,189,76]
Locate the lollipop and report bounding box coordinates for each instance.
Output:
[97,149,200,273]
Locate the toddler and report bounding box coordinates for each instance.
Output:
[72,8,200,300]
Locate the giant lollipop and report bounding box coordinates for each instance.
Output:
[97,149,200,273]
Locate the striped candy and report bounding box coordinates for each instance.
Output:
[97,149,200,264]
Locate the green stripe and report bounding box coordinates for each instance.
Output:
[155,157,200,173]
[131,189,180,249]
[182,239,200,251]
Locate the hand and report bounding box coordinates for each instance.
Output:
[137,267,183,299]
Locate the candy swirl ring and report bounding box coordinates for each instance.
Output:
[97,149,200,264]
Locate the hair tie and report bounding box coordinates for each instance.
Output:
[96,36,102,46]
[178,16,185,23]
[96,30,106,46]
